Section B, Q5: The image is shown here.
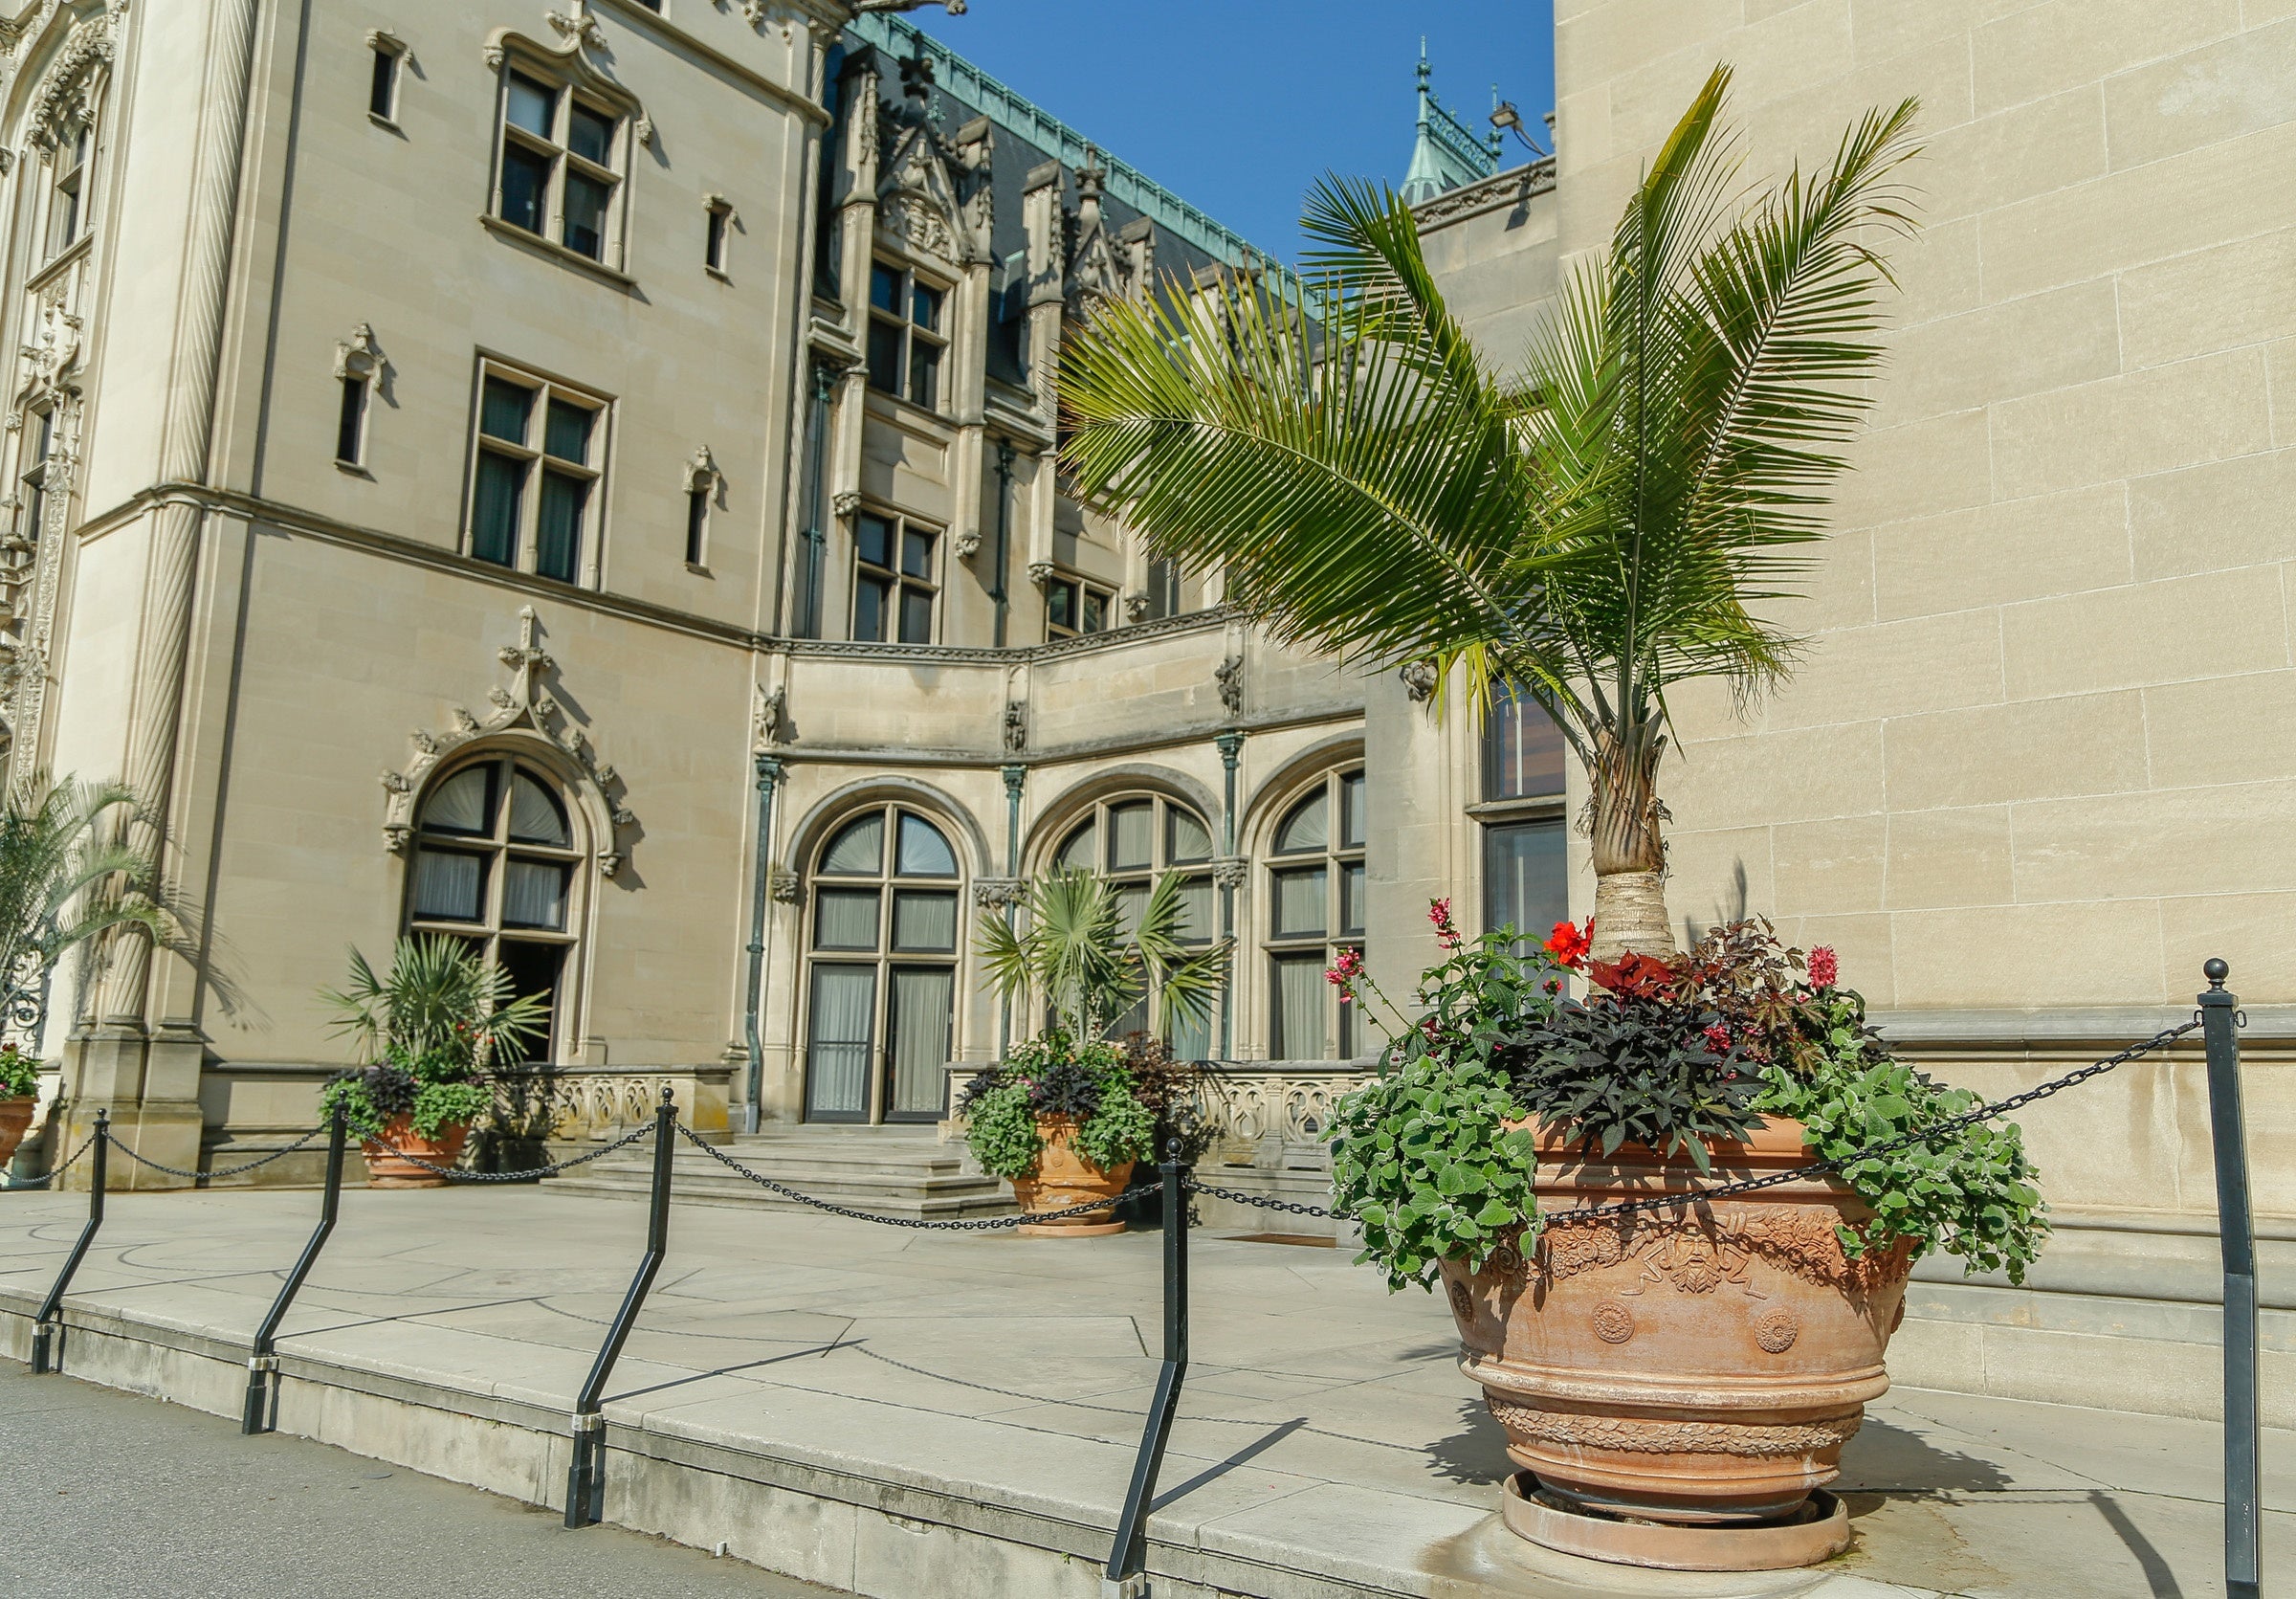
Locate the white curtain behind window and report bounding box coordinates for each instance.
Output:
[888,968,953,1117]
[806,967,875,1118]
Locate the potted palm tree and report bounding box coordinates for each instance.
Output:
[966,868,1228,1233]
[320,935,548,1188]
[1059,68,1995,1568]
[0,773,186,1173]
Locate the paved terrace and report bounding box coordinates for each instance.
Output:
[0,1186,2286,1598]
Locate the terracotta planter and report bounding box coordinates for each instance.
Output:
[1010,1115,1134,1237]
[1441,1117,1912,1569]
[360,1116,470,1188]
[0,1098,33,1168]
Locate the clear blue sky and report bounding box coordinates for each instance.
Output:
[912,1,1556,262]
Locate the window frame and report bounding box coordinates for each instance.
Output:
[402,752,586,1065]
[464,357,611,588]
[850,505,941,645]
[704,195,734,278]
[335,372,369,467]
[1044,569,1115,641]
[1045,791,1219,1054]
[801,803,965,1124]
[42,117,92,264]
[487,58,632,271]
[864,257,950,413]
[1263,766,1367,1061]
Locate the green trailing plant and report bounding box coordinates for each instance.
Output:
[0,1043,37,1100]
[956,1031,1157,1181]
[1329,907,2051,1290]
[319,936,547,1145]
[1060,67,1921,963]
[976,866,1229,1042]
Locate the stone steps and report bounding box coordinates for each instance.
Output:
[548,1129,1014,1220]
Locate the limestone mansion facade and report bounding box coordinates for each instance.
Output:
[11,0,2296,1424]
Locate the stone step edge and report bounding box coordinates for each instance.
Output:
[0,1293,1448,1599]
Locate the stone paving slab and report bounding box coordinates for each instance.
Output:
[0,1185,2289,1597]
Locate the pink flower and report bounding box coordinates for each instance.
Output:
[1702,1023,1732,1054]
[1428,898,1462,950]
[1807,946,1839,988]
[1541,978,1561,995]
[1324,947,1364,992]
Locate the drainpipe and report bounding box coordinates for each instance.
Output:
[797,364,836,638]
[741,753,785,1134]
[990,440,1015,649]
[998,762,1025,1056]
[1215,731,1244,1060]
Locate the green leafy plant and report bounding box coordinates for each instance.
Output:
[0,1043,37,1100]
[319,937,547,1147]
[955,1031,1157,1181]
[1060,68,1920,963]
[976,867,1229,1042]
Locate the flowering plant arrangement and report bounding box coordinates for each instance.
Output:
[0,1043,37,1100]
[318,936,546,1146]
[1328,906,2048,1291]
[955,1030,1158,1181]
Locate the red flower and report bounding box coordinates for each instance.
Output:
[1702,1023,1732,1054]
[1541,978,1561,995]
[1807,945,1839,989]
[1325,947,1364,990]
[1428,897,1461,949]
[1543,918,1592,970]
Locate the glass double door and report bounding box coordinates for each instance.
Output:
[803,963,954,1123]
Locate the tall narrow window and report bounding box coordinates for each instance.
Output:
[803,806,962,1122]
[866,260,947,411]
[704,198,732,275]
[336,374,369,465]
[1481,682,1569,946]
[491,68,627,266]
[404,756,583,1063]
[465,362,608,582]
[368,44,400,121]
[852,509,938,644]
[18,411,53,544]
[1048,793,1218,1055]
[47,122,89,258]
[1265,767,1367,1060]
[685,487,708,566]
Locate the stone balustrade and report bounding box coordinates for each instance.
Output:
[489,1064,733,1148]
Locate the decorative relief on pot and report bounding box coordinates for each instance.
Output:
[1590,1300,1636,1344]
[1485,1398,1862,1458]
[1626,1229,1752,1296]
[1447,1280,1474,1323]
[1537,1204,1911,1295]
[1754,1306,1799,1353]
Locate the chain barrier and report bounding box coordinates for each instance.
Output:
[358,1121,655,1183]
[1184,1017,2205,1228]
[95,1122,333,1183]
[6,1129,96,1189]
[673,1122,1156,1229]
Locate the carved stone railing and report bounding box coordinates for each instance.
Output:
[941,1061,1371,1164]
[488,1065,733,1150]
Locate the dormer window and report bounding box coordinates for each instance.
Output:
[494,69,625,266]
[867,260,945,411]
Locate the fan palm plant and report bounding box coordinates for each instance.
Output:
[322,934,549,1070]
[1060,68,1919,959]
[977,867,1230,1044]
[0,772,184,1040]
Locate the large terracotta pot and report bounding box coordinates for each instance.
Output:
[1010,1115,1134,1237]
[1441,1118,1912,1567]
[0,1098,33,1168]
[360,1116,470,1188]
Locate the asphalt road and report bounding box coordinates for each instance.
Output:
[0,1361,849,1598]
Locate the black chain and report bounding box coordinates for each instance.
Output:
[1189,1018,2204,1229]
[673,1122,1155,1229]
[360,1121,655,1182]
[99,1122,331,1182]
[5,1129,97,1190]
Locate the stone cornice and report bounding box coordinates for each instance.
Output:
[1409,157,1556,232]
[588,0,833,126]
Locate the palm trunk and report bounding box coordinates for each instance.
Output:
[1587,728,1674,963]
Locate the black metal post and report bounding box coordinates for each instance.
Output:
[242,1105,347,1434]
[564,1088,677,1528]
[31,1109,107,1375]
[1105,1141,1190,1590]
[2200,958,2261,1599]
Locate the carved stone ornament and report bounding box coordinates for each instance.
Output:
[18,292,80,392]
[831,489,861,520]
[1027,560,1055,588]
[1399,659,1439,703]
[380,606,640,875]
[1211,856,1247,890]
[953,528,982,561]
[1001,699,1027,752]
[24,7,117,153]
[1483,1397,1862,1459]
[971,877,1024,910]
[334,323,383,383]
[484,1,653,147]
[364,28,414,71]
[753,682,788,750]
[684,444,722,495]
[1214,653,1244,717]
[1124,591,1151,622]
[767,864,800,904]
[876,122,967,264]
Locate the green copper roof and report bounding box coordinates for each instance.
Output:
[1401,42,1498,205]
[848,12,1272,271]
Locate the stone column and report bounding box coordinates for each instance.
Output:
[72,0,265,1188]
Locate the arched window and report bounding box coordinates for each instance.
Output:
[1049,791,1216,1055]
[404,755,582,1063]
[803,805,962,1122]
[1265,768,1366,1060]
